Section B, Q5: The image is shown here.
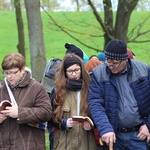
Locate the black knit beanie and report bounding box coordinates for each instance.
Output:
[104,39,128,60]
[65,43,83,60]
[64,55,81,71]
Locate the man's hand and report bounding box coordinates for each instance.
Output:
[147,134,150,143]
[102,132,116,148]
[137,124,149,141]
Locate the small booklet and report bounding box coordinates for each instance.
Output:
[0,100,12,110]
[72,115,94,128]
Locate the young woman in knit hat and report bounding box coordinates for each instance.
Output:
[88,39,150,150]
[49,53,96,150]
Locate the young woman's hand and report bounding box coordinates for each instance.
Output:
[67,118,79,128]
[83,121,92,130]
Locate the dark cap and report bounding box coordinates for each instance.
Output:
[104,39,128,60]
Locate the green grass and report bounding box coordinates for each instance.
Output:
[0,11,150,79]
[45,131,49,150]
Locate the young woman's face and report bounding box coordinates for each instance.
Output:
[66,64,81,80]
[3,67,25,85]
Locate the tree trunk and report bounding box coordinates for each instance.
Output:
[114,0,139,42]
[24,0,46,81]
[103,0,114,46]
[88,0,139,46]
[14,0,25,58]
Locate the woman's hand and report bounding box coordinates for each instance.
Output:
[83,121,92,130]
[67,118,79,128]
[1,103,18,118]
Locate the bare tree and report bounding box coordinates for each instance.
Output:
[24,0,46,81]
[87,0,143,45]
[14,0,25,58]
[42,0,150,52]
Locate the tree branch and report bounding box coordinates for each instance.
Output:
[41,6,103,52]
[128,15,150,42]
[87,0,113,40]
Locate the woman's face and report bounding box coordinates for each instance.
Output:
[66,64,81,80]
[3,67,25,85]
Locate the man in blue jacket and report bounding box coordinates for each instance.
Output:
[88,39,150,150]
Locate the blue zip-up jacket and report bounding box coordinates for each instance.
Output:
[88,59,150,137]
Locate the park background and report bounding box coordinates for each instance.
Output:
[0,11,149,64]
[0,0,150,81]
[0,0,150,149]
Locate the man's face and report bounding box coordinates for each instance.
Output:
[105,58,128,74]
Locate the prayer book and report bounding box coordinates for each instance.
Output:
[72,115,94,128]
[0,100,11,110]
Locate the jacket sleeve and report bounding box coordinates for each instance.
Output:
[18,81,52,124]
[88,72,114,137]
[47,118,68,130]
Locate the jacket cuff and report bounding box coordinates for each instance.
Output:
[60,118,68,130]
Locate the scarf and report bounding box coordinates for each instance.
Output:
[66,79,83,91]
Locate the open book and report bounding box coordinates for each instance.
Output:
[72,115,94,128]
[0,100,12,110]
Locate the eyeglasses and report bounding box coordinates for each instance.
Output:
[105,59,122,68]
[66,68,81,75]
[3,69,20,76]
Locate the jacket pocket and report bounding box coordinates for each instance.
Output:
[0,131,10,148]
[62,108,70,118]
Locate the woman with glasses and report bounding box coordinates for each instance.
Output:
[49,53,96,150]
[0,52,52,150]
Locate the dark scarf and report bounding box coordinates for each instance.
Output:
[66,79,83,91]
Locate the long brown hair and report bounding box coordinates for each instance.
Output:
[53,53,90,123]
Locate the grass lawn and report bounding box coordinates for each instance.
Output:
[0,11,150,78]
[45,131,50,150]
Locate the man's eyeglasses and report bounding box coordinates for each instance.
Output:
[105,59,122,68]
[3,69,20,76]
[66,68,81,75]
